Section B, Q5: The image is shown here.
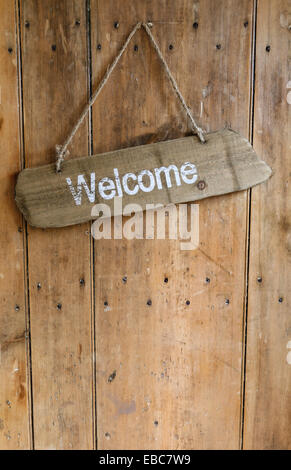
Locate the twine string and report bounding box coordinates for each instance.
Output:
[56,22,205,172]
[142,22,205,143]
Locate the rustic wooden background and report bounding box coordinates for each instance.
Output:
[0,0,290,450]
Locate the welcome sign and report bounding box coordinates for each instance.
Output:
[15,129,271,228]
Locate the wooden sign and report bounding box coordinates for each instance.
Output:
[15,129,271,228]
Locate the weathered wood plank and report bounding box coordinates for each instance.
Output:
[243,0,291,449]
[0,0,30,449]
[20,0,94,449]
[15,129,271,228]
[91,0,254,449]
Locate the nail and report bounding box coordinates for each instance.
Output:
[197,180,206,190]
[108,370,116,383]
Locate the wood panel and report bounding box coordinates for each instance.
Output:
[243,0,291,449]
[91,0,254,449]
[20,0,94,449]
[0,0,30,449]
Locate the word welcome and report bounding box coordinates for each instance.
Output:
[66,161,198,206]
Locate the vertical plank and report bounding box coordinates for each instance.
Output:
[91,0,253,449]
[20,1,94,449]
[243,0,291,449]
[0,0,30,449]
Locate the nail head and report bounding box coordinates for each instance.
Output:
[197,180,206,190]
[108,370,116,383]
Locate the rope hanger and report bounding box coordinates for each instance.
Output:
[56,22,205,173]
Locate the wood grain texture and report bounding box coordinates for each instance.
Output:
[91,0,254,449]
[20,0,94,449]
[0,0,30,449]
[1,0,288,450]
[15,129,271,228]
[243,0,291,449]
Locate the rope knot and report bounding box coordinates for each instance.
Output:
[56,145,69,173]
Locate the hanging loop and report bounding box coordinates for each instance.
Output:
[56,22,205,173]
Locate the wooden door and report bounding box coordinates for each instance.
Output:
[0,0,290,450]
